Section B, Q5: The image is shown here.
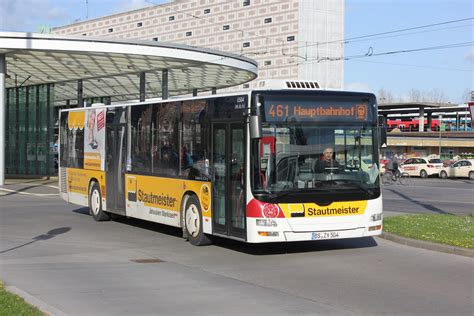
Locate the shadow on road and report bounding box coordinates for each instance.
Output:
[210,236,378,255]
[0,227,71,254]
[72,207,90,216]
[1,185,45,196]
[71,207,377,255]
[385,188,453,215]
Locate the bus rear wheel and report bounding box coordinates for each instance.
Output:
[184,195,211,246]
[89,182,110,222]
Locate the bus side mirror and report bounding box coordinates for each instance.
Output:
[379,126,387,148]
[250,115,262,139]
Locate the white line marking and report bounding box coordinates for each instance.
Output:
[0,188,58,197]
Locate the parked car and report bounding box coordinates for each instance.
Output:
[439,160,474,180]
[400,157,443,178]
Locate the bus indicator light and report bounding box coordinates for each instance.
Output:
[258,231,279,237]
[369,225,382,231]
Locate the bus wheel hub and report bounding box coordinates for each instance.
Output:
[186,205,200,237]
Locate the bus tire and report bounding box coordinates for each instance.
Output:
[89,181,110,222]
[184,195,211,246]
[420,170,428,178]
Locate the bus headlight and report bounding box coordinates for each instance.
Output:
[256,219,278,227]
[370,213,382,221]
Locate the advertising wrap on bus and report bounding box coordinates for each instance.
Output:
[84,108,106,171]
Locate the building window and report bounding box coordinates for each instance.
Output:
[169,16,175,21]
[186,31,192,37]
[137,22,143,27]
[243,0,250,6]
[243,83,250,88]
[264,60,271,66]
[243,42,250,47]
[264,17,272,24]
[223,25,230,30]
[204,8,211,14]
[152,37,158,41]
[108,28,113,33]
[82,33,87,36]
[287,35,295,41]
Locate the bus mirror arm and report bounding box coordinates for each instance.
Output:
[250,115,262,139]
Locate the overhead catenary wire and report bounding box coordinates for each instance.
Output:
[130,3,472,74]
[349,59,472,73]
[139,1,473,61]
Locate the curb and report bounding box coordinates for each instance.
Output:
[378,232,474,258]
[6,285,68,316]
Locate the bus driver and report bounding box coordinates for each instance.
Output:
[313,147,340,173]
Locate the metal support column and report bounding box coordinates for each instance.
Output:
[35,86,40,175]
[15,87,19,174]
[77,79,83,107]
[46,84,52,177]
[162,69,168,100]
[25,86,29,174]
[427,112,432,131]
[0,54,5,185]
[139,72,146,102]
[192,89,197,97]
[212,87,217,95]
[418,107,424,132]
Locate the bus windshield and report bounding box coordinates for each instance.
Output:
[252,124,380,200]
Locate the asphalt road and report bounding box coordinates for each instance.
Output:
[0,189,472,315]
[382,177,473,216]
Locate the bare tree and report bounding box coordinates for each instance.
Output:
[377,88,395,104]
[422,88,447,103]
[462,89,472,103]
[407,89,422,102]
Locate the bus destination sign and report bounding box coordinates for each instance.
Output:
[263,98,373,123]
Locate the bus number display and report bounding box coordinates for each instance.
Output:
[264,99,371,123]
[267,104,289,118]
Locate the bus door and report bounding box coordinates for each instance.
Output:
[106,122,127,215]
[212,123,246,239]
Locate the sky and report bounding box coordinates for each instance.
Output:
[0,0,472,103]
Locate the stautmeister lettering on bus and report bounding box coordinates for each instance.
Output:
[307,206,360,216]
[137,190,177,208]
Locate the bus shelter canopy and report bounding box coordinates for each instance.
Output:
[0,32,258,102]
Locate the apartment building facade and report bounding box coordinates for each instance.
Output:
[53,0,344,91]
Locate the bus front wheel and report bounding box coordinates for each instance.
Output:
[89,182,110,222]
[184,195,211,246]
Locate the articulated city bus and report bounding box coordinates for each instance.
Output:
[59,81,383,245]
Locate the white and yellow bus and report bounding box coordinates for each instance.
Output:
[59,81,383,245]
